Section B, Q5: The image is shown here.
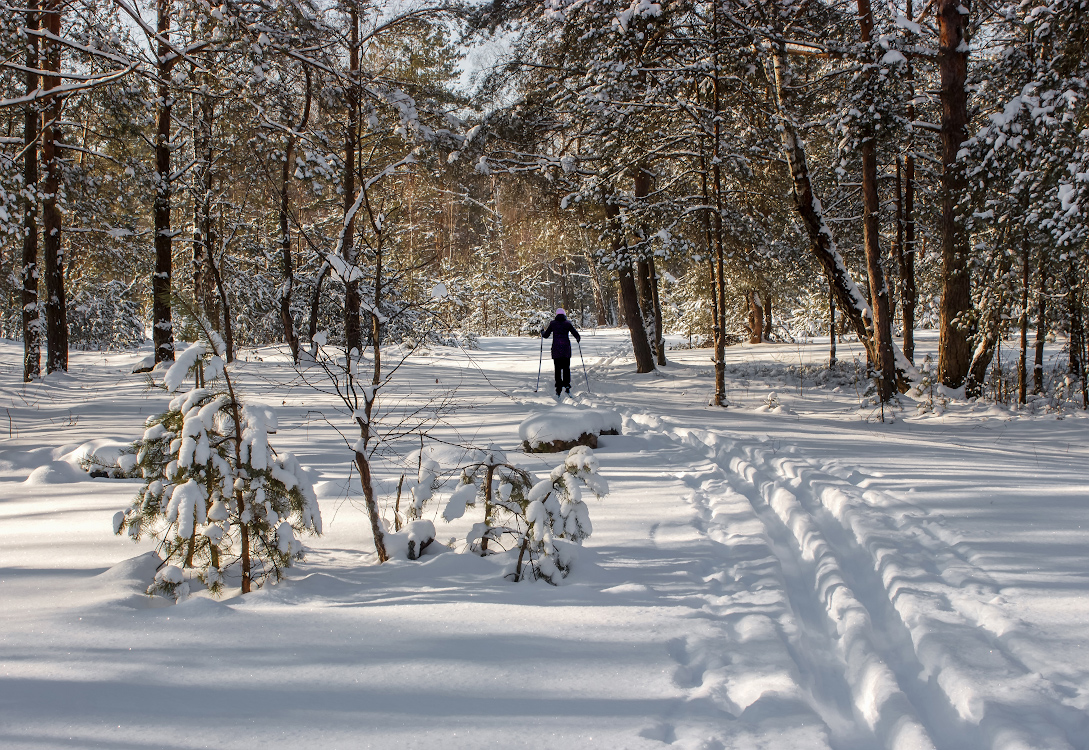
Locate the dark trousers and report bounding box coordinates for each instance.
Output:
[553,357,571,392]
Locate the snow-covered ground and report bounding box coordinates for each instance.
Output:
[1,330,1087,750]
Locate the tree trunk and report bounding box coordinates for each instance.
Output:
[633,167,661,362]
[193,84,219,329]
[604,200,654,373]
[649,256,666,365]
[763,294,773,341]
[1017,246,1029,404]
[1033,257,1047,394]
[153,0,175,365]
[699,138,726,405]
[704,9,731,401]
[1066,259,1085,407]
[41,0,66,373]
[237,488,251,593]
[771,49,876,365]
[21,0,40,382]
[900,0,918,364]
[936,0,974,387]
[560,261,571,313]
[355,450,389,562]
[307,263,331,344]
[893,156,905,335]
[749,291,764,344]
[370,237,383,396]
[204,236,234,362]
[279,73,311,365]
[902,145,917,363]
[829,275,837,367]
[636,258,656,344]
[342,2,361,356]
[967,241,1012,397]
[857,0,896,402]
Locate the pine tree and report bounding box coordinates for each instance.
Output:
[114,326,321,598]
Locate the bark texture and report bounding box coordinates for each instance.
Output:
[342,2,361,356]
[936,0,974,387]
[605,200,655,373]
[42,0,66,373]
[858,0,896,401]
[21,0,40,382]
[153,0,175,365]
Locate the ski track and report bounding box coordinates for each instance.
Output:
[575,390,1087,750]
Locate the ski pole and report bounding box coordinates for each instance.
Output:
[577,339,591,394]
[534,335,544,392]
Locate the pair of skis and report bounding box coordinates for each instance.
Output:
[534,336,590,395]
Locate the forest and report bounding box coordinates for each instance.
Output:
[1,0,1086,408]
[3,3,1089,747]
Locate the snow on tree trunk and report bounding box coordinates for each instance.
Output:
[342,3,362,357]
[771,47,913,386]
[152,0,175,366]
[749,291,764,344]
[21,0,40,383]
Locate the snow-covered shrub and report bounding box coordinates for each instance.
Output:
[519,446,609,583]
[393,449,442,530]
[113,336,321,599]
[442,447,534,556]
[441,445,608,584]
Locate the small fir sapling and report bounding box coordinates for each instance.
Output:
[113,332,321,599]
[441,445,609,583]
[518,445,608,583]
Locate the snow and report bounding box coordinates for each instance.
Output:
[518,404,621,447]
[24,459,85,484]
[162,341,205,392]
[880,49,907,66]
[1,330,1088,749]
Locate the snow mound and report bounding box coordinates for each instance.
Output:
[518,405,621,450]
[56,439,134,473]
[131,352,155,373]
[94,551,163,584]
[0,445,54,474]
[25,460,85,485]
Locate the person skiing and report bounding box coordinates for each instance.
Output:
[542,308,581,397]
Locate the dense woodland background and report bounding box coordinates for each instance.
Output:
[1,0,1087,407]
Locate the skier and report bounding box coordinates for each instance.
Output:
[542,308,581,397]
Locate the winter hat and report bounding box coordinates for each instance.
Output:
[556,308,566,316]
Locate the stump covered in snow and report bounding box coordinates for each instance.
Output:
[518,405,621,453]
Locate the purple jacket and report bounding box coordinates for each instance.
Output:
[542,314,580,358]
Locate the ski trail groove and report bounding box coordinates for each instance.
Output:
[576,391,1085,749]
[727,444,936,750]
[771,453,1086,750]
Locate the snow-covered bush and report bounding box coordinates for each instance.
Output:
[441,445,608,584]
[393,449,442,530]
[519,446,609,583]
[113,335,321,599]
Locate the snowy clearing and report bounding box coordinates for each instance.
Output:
[1,330,1087,750]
